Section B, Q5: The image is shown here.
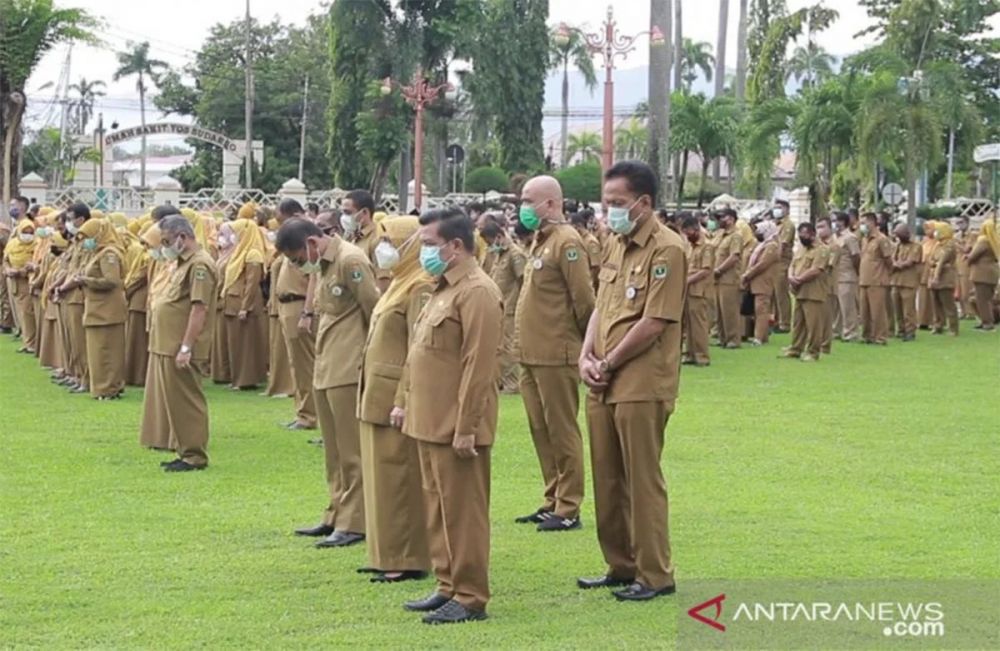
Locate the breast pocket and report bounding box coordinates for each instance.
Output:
[423,310,453,350]
[622,269,648,314]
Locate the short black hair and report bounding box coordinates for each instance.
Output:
[480,221,503,240]
[151,204,181,222]
[67,202,91,221]
[344,189,375,215]
[817,217,831,227]
[798,222,816,235]
[834,211,850,227]
[276,217,323,253]
[306,202,320,215]
[14,196,29,210]
[569,211,591,228]
[513,220,532,239]
[278,198,304,218]
[717,207,737,221]
[862,212,878,223]
[419,206,475,252]
[467,201,485,217]
[605,160,657,205]
[681,215,701,230]
[776,199,790,209]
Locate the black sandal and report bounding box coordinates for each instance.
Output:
[370,570,428,584]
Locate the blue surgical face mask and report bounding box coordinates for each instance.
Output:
[420,244,449,276]
[82,237,98,251]
[607,199,640,235]
[9,207,20,219]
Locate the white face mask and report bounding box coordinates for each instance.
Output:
[266,231,277,243]
[66,222,80,236]
[340,212,357,235]
[148,247,163,262]
[772,207,785,220]
[19,233,35,243]
[374,240,400,270]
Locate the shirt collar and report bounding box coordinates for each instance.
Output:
[620,213,656,248]
[442,255,477,287]
[321,235,341,264]
[178,245,197,262]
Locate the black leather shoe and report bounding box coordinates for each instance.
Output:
[422,599,487,624]
[371,570,428,583]
[403,592,451,612]
[514,508,552,524]
[163,459,206,472]
[294,523,335,537]
[286,421,316,431]
[612,581,677,601]
[577,574,635,590]
[537,515,581,532]
[160,458,179,467]
[315,531,365,548]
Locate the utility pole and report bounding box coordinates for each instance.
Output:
[57,45,73,187]
[244,0,254,189]
[298,74,309,181]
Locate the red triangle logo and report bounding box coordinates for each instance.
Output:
[688,593,726,632]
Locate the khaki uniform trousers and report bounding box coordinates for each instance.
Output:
[57,303,73,374]
[789,298,825,358]
[360,422,429,571]
[773,262,792,329]
[860,285,889,344]
[141,354,209,465]
[683,295,711,364]
[836,282,860,340]
[14,287,37,350]
[418,440,491,611]
[586,397,674,590]
[753,292,772,343]
[280,310,317,427]
[265,315,294,396]
[124,311,148,386]
[210,305,231,383]
[716,283,742,347]
[917,285,935,328]
[520,364,585,518]
[498,313,520,392]
[822,294,836,354]
[974,282,997,327]
[932,288,959,335]
[314,384,365,533]
[891,286,917,337]
[85,323,125,397]
[65,302,89,386]
[0,276,13,328]
[959,272,975,318]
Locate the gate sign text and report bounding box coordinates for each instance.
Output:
[104,122,239,153]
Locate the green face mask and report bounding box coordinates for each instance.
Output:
[519,204,541,231]
[706,219,718,232]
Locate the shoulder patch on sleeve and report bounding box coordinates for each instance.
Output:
[653,264,669,279]
[105,253,118,264]
[565,248,579,262]
[194,267,207,281]
[351,269,363,283]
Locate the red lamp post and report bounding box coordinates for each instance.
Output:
[575,6,664,174]
[382,69,453,212]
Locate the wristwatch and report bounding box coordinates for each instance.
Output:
[598,358,611,374]
[301,310,314,318]
[179,344,191,354]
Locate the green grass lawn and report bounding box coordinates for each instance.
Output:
[1,328,998,649]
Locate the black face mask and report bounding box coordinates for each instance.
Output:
[755,233,765,242]
[799,236,813,247]
[898,236,910,244]
[686,232,699,244]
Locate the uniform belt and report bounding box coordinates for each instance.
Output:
[277,293,306,303]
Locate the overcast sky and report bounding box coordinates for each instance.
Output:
[25,0,998,135]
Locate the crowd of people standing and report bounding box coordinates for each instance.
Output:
[2,160,998,624]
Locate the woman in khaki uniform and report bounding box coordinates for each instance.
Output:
[927,221,959,335]
[211,222,235,384]
[223,219,268,389]
[742,220,780,345]
[358,216,432,583]
[36,228,68,369]
[28,219,56,358]
[967,220,1000,331]
[3,220,39,353]
[265,251,295,398]
[123,226,153,386]
[78,218,128,399]
[917,221,938,329]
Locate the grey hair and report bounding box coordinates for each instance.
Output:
[159,215,195,239]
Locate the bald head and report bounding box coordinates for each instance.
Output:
[894,222,912,243]
[521,175,564,223]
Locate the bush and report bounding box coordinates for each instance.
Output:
[916,205,959,220]
[556,162,602,203]
[466,166,509,194]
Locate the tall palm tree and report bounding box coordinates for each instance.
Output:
[615,118,648,160]
[680,39,715,91]
[734,0,749,100]
[713,0,729,182]
[566,131,602,165]
[113,41,167,188]
[787,42,836,89]
[550,25,598,168]
[68,77,105,134]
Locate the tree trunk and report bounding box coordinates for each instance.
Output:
[905,153,917,229]
[560,58,569,168]
[139,76,147,188]
[735,0,748,100]
[647,0,673,206]
[698,156,710,207]
[713,0,729,183]
[1,91,26,207]
[398,145,411,213]
[945,127,955,200]
[673,0,683,92]
[677,149,689,208]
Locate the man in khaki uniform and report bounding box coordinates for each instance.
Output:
[781,223,829,361]
[514,175,595,531]
[816,218,839,354]
[681,215,712,366]
[342,189,391,291]
[712,208,743,349]
[578,161,685,602]
[890,223,922,341]
[571,211,602,290]
[399,207,502,624]
[278,218,379,547]
[833,212,861,340]
[480,220,526,394]
[773,200,795,331]
[954,216,975,318]
[275,199,318,432]
[57,203,95,393]
[858,213,893,345]
[140,216,218,471]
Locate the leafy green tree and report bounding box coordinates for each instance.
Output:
[615,118,648,160]
[550,24,598,167]
[555,161,602,202]
[114,41,168,188]
[787,42,836,88]
[680,39,714,91]
[465,166,509,193]
[0,0,96,203]
[566,131,602,165]
[68,77,105,134]
[670,93,741,205]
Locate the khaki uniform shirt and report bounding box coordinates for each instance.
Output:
[274,254,309,318]
[745,241,779,295]
[490,243,527,317]
[402,257,503,446]
[956,231,974,276]
[65,244,91,306]
[834,231,860,283]
[790,244,829,302]
[594,216,687,408]
[968,240,1000,285]
[929,240,958,288]
[515,222,595,365]
[353,220,391,282]
[358,281,435,426]
[149,247,217,360]
[820,237,840,296]
[859,232,893,287]
[890,241,923,288]
[583,231,602,286]
[778,219,796,262]
[313,236,379,390]
[715,228,744,286]
[687,238,714,298]
[82,247,127,327]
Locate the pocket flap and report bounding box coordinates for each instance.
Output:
[598,266,618,283]
[371,362,403,380]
